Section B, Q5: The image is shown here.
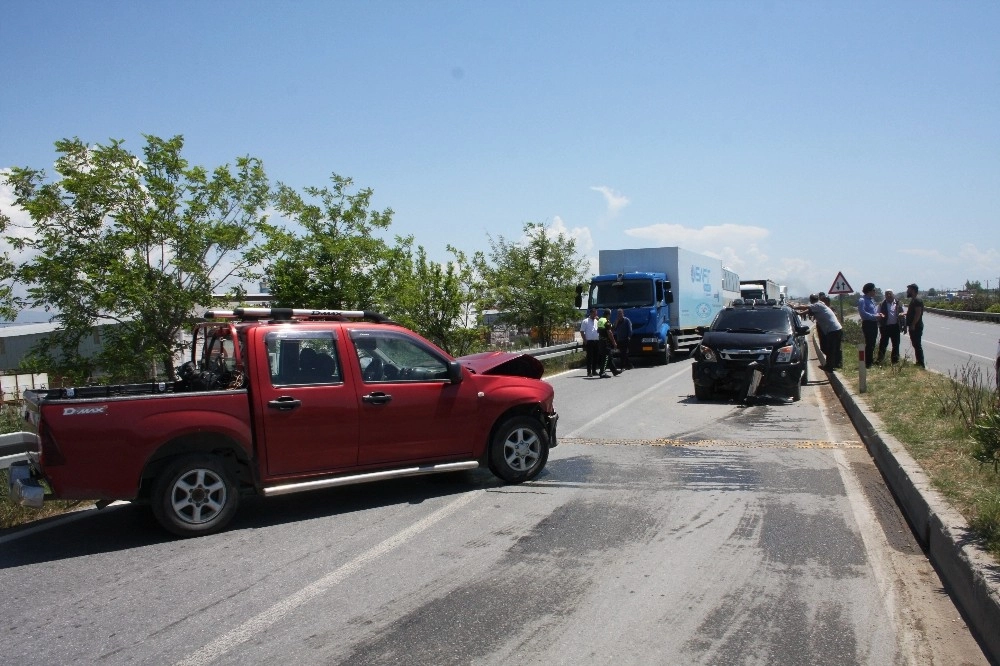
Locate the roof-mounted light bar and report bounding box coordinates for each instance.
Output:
[205,308,390,323]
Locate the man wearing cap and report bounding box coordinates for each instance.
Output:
[905,283,925,368]
[858,282,879,369]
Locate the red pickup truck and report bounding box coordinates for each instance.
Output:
[8,308,558,537]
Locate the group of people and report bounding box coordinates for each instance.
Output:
[858,282,925,368]
[796,282,926,371]
[580,307,635,377]
[795,282,925,371]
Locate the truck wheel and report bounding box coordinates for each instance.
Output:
[694,384,713,401]
[488,416,549,484]
[791,380,802,402]
[800,365,809,385]
[661,337,675,365]
[151,455,239,537]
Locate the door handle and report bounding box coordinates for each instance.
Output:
[362,392,392,405]
[268,396,302,411]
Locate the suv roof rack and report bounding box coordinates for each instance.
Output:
[205,308,392,323]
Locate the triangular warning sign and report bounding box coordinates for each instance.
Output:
[828,272,853,295]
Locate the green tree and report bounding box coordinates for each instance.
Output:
[1,135,271,382]
[475,221,588,347]
[394,244,484,356]
[966,279,983,292]
[260,175,403,312]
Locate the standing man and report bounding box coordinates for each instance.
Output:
[905,283,925,368]
[794,295,843,370]
[580,308,601,377]
[876,290,904,364]
[598,309,622,377]
[858,282,879,369]
[613,308,634,370]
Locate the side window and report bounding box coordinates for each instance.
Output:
[351,330,449,383]
[265,331,342,386]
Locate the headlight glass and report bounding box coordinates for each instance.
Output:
[776,345,794,363]
[699,345,717,362]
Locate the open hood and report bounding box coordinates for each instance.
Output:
[457,351,544,379]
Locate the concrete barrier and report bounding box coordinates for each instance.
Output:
[926,307,1000,323]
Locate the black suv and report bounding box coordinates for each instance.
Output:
[692,301,810,402]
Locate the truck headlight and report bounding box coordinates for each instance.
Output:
[699,346,718,363]
[776,345,794,363]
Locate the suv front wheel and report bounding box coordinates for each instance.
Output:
[488,416,549,483]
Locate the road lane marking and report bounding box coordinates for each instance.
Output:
[557,437,862,449]
[922,340,993,361]
[175,490,480,666]
[563,366,691,439]
[833,448,922,664]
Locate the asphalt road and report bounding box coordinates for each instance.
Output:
[912,312,999,382]
[0,352,991,665]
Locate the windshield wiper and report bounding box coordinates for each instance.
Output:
[725,327,767,333]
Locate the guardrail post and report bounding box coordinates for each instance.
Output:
[857,344,867,393]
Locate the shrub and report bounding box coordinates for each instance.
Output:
[971,408,1000,473]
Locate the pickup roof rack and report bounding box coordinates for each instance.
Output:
[205,307,393,323]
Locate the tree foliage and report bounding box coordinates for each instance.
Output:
[259,175,405,313]
[1,135,271,382]
[394,244,484,356]
[475,221,588,347]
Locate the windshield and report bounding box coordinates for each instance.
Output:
[712,309,792,334]
[589,279,654,308]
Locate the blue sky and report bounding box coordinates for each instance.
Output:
[2,0,998,314]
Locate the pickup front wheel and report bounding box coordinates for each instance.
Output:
[488,416,549,484]
[151,455,239,537]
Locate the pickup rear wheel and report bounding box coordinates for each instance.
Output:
[151,455,239,537]
[488,416,549,484]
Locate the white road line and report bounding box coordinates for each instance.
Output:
[175,490,480,666]
[922,340,993,361]
[833,448,921,664]
[563,366,691,439]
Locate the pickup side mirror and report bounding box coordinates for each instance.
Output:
[796,325,811,336]
[695,326,706,335]
[447,360,464,384]
[574,284,584,309]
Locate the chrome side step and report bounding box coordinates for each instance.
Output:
[263,460,480,497]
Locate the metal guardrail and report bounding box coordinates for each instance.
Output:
[0,432,35,470]
[926,307,1000,323]
[521,341,582,360]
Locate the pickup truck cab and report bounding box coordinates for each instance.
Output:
[8,308,557,537]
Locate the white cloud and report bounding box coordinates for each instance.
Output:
[590,186,630,218]
[624,222,769,251]
[0,172,38,255]
[549,215,594,256]
[957,243,1000,269]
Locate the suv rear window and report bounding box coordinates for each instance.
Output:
[712,309,792,334]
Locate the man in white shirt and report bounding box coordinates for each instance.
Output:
[579,308,601,376]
